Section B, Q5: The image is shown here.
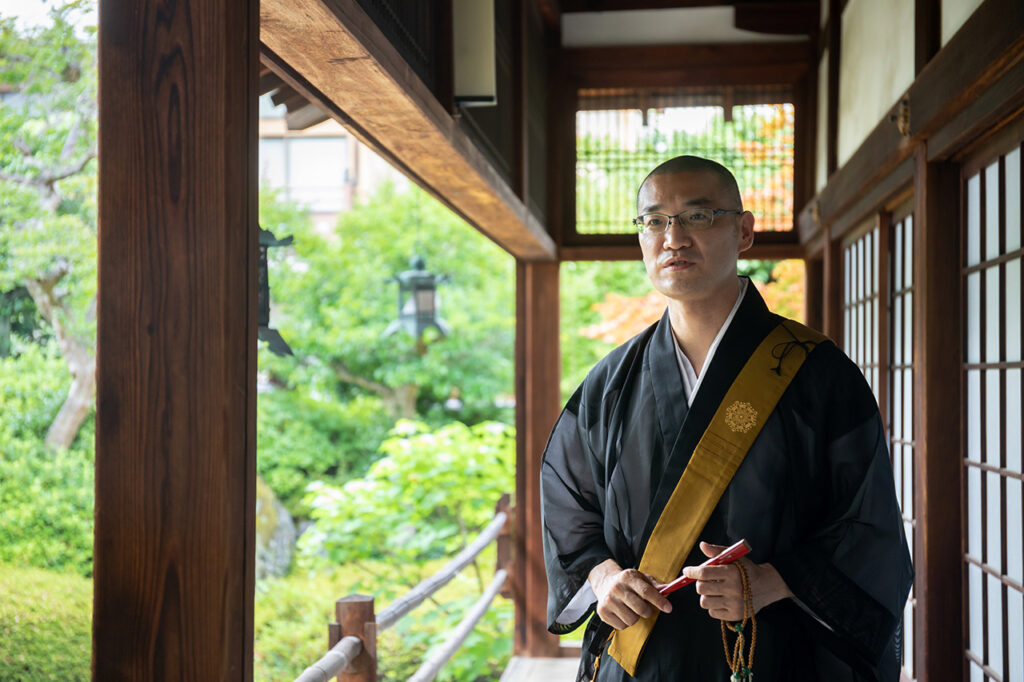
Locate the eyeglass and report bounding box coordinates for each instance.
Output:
[632,208,742,234]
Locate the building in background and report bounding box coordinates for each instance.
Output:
[258,94,405,232]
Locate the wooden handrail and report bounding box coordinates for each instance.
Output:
[296,495,514,682]
[376,510,508,632]
[294,635,363,682]
[406,569,509,682]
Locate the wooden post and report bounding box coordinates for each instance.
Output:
[496,493,514,599]
[912,145,962,682]
[514,261,562,657]
[334,595,377,682]
[823,234,843,341]
[814,122,973,682]
[94,0,258,679]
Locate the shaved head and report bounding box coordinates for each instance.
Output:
[636,156,743,212]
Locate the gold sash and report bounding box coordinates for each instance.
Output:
[607,320,827,676]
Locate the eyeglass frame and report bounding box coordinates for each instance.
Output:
[632,208,743,234]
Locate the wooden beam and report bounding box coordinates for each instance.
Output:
[928,57,1024,163]
[829,155,915,239]
[912,146,963,682]
[260,0,556,261]
[734,2,818,36]
[561,0,727,10]
[914,0,940,75]
[563,42,813,88]
[800,0,1024,245]
[514,261,562,657]
[94,0,257,678]
[825,0,840,175]
[910,0,1024,141]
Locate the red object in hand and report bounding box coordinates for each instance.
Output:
[657,539,752,596]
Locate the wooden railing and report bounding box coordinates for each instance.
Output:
[294,494,514,682]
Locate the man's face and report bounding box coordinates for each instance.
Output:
[637,170,754,305]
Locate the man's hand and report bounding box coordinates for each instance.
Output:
[588,559,673,630]
[682,541,794,621]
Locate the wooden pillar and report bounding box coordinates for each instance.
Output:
[912,145,962,682]
[823,234,843,341]
[94,0,258,678]
[825,0,841,176]
[514,260,562,657]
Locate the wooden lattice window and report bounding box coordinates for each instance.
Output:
[889,210,916,680]
[963,142,1024,682]
[842,224,881,402]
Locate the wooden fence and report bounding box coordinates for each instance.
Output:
[294,494,514,682]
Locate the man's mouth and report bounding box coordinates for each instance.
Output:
[661,257,693,271]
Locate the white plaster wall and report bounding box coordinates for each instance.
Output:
[941,0,985,46]
[817,49,830,192]
[837,0,915,167]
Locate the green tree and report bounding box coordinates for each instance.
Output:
[260,182,515,422]
[0,2,97,449]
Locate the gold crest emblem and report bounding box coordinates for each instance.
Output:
[724,401,758,433]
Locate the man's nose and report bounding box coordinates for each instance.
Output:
[662,219,691,250]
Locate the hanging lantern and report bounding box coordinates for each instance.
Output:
[258,225,294,357]
[383,255,451,342]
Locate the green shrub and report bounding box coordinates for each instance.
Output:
[0,342,94,576]
[257,389,394,516]
[255,550,511,682]
[0,563,91,681]
[299,420,514,568]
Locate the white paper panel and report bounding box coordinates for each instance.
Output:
[903,601,914,676]
[1008,370,1022,474]
[903,293,913,366]
[895,220,904,292]
[968,272,981,364]
[1008,478,1022,584]
[986,370,1001,467]
[987,471,1002,571]
[988,574,1004,678]
[1009,588,1023,682]
[969,662,983,682]
[903,371,912,443]
[903,442,913,514]
[968,563,984,655]
[968,370,982,462]
[1008,147,1021,253]
[968,173,981,266]
[872,298,879,365]
[897,366,905,440]
[904,215,913,289]
[1008,259,1022,363]
[986,266,1001,363]
[969,465,982,557]
[894,294,903,366]
[986,161,1001,261]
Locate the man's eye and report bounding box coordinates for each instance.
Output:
[646,216,665,228]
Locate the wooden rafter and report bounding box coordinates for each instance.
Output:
[261,0,556,261]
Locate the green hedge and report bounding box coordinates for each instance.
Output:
[0,343,95,576]
[0,563,91,681]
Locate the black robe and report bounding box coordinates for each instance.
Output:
[541,283,914,681]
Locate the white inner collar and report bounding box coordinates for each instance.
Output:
[673,278,748,406]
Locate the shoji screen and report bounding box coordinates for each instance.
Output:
[843,224,882,403]
[890,210,916,680]
[963,141,1023,682]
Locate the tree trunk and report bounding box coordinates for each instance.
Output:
[24,274,96,450]
[45,348,95,449]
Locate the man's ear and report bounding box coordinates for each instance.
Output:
[737,211,755,253]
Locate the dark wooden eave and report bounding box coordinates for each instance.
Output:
[260,0,556,261]
[799,0,1024,249]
